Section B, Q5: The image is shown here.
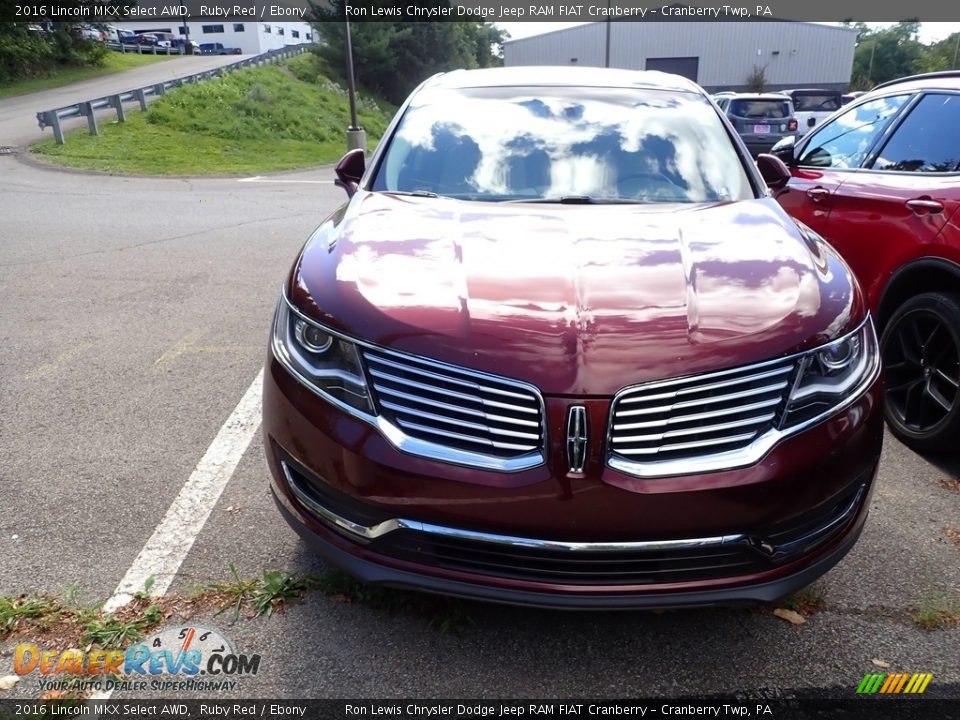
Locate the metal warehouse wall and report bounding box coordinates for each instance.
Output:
[503,22,856,91]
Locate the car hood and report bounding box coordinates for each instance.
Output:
[290,192,863,396]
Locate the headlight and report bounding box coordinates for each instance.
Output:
[781,318,879,428]
[272,295,374,415]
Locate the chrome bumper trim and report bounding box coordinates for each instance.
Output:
[281,461,745,553]
[281,461,867,560]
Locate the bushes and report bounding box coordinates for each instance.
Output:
[0,24,107,85]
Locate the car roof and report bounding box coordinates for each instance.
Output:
[783,88,841,94]
[422,66,704,95]
[872,71,960,92]
[726,94,791,100]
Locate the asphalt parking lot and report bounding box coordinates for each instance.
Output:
[0,140,958,700]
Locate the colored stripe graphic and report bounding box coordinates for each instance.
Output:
[857,672,933,694]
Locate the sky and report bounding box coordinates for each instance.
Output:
[498,21,960,44]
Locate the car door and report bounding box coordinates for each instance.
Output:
[824,92,960,309]
[777,93,912,238]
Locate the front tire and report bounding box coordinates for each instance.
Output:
[880,292,960,452]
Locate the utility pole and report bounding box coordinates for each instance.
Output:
[953,32,959,69]
[344,20,365,151]
[604,0,611,68]
[867,41,876,85]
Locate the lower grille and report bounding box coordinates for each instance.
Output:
[367,483,867,587]
[279,447,868,588]
[373,532,765,586]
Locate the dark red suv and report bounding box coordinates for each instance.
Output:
[773,71,960,451]
[263,67,883,608]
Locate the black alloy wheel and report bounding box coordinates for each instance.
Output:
[881,292,960,452]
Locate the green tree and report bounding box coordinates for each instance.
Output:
[0,16,113,84]
[309,9,506,105]
[916,32,960,72]
[850,21,924,89]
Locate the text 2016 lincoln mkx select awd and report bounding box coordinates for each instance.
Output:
[262,67,883,608]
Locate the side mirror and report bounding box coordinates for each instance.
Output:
[756,153,791,192]
[770,135,797,166]
[334,148,365,198]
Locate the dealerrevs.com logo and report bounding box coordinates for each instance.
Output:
[15,625,261,693]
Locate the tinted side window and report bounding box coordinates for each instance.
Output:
[870,94,960,172]
[798,94,910,169]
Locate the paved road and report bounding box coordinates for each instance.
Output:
[0,155,957,700]
[0,54,246,148]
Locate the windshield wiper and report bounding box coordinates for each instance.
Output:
[382,189,440,198]
[502,195,640,205]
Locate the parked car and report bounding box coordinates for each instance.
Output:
[108,27,137,45]
[130,33,164,47]
[199,42,241,55]
[172,37,199,54]
[76,25,105,42]
[772,71,960,450]
[783,89,843,136]
[263,66,883,608]
[718,93,799,156]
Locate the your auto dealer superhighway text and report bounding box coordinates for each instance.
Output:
[345,705,772,717]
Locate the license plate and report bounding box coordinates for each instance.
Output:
[753,124,771,134]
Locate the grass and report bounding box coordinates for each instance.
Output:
[0,51,178,100]
[32,53,395,176]
[911,589,960,631]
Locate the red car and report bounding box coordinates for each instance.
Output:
[263,67,883,608]
[773,71,960,451]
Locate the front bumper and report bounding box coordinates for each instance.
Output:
[264,355,883,608]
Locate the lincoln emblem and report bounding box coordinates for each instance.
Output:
[566,406,588,473]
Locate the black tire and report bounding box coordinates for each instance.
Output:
[880,291,960,452]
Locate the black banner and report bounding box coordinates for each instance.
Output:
[1,700,960,720]
[6,0,960,22]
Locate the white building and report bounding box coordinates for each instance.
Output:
[504,22,857,93]
[117,21,316,55]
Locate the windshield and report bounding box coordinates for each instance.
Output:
[728,99,792,119]
[791,93,841,112]
[371,86,754,204]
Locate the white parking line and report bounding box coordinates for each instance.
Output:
[102,369,264,613]
[237,176,334,184]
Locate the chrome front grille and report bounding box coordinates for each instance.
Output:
[609,357,798,466]
[362,347,545,462]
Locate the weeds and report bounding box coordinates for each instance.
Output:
[81,605,164,646]
[251,570,320,617]
[911,590,960,631]
[133,575,156,601]
[0,595,59,635]
[208,563,259,624]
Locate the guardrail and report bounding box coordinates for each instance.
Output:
[36,43,314,145]
[105,41,186,56]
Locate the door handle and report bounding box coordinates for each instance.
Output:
[806,186,829,202]
[906,198,944,215]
